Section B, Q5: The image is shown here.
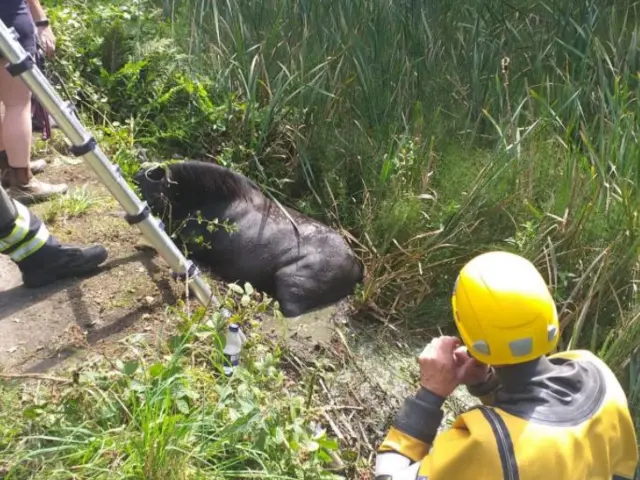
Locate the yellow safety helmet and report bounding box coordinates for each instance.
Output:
[451,251,559,365]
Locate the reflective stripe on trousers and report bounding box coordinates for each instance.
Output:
[9,221,50,261]
[0,202,31,252]
[0,202,50,261]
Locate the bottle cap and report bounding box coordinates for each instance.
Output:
[229,323,239,332]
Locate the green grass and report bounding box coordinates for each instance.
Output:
[46,0,640,322]
[158,0,640,375]
[8,0,638,475]
[0,288,343,479]
[40,185,107,223]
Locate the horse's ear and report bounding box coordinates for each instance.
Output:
[138,162,166,182]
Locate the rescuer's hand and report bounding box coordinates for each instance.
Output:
[453,346,491,386]
[418,336,464,398]
[37,25,56,59]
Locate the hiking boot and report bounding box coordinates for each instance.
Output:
[5,167,67,204]
[0,153,47,188]
[20,244,108,288]
[29,159,48,175]
[1,160,47,188]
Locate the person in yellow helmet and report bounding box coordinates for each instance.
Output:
[374,250,638,480]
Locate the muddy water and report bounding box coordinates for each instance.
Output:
[259,300,479,451]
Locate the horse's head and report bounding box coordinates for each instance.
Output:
[133,162,176,222]
[133,160,262,224]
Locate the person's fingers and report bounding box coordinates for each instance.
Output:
[38,30,55,59]
[453,345,469,362]
[435,336,457,346]
[454,345,468,355]
[454,353,471,368]
[419,336,462,365]
[457,356,489,384]
[418,341,434,361]
[459,356,480,373]
[456,355,477,374]
[436,336,461,356]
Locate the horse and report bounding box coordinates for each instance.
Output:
[133,160,364,317]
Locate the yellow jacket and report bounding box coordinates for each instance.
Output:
[375,350,638,480]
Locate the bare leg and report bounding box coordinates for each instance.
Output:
[0,101,5,152]
[0,99,47,188]
[0,60,66,203]
[0,61,32,168]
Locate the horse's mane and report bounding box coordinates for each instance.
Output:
[166,161,260,206]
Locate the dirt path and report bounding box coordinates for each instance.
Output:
[0,154,180,374]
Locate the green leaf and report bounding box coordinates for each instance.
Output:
[305,440,320,452]
[23,405,45,420]
[175,399,190,415]
[274,426,286,445]
[168,334,187,351]
[341,449,358,462]
[239,400,256,415]
[241,295,251,306]
[207,311,220,323]
[123,360,139,376]
[228,283,244,294]
[317,450,333,463]
[183,388,200,400]
[317,437,339,450]
[148,363,165,378]
[244,283,254,295]
[194,330,214,340]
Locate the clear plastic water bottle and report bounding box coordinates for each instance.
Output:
[223,323,246,376]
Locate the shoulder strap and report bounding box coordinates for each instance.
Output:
[473,405,521,480]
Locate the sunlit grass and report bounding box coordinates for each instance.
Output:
[40,185,107,223]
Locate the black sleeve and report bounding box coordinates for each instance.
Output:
[392,387,446,444]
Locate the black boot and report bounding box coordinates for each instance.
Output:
[0,187,108,287]
[19,242,108,288]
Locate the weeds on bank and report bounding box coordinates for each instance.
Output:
[40,185,107,223]
[39,0,639,421]
[0,285,344,479]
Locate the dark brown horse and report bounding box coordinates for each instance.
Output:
[133,161,363,317]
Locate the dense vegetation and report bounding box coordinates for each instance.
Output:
[1,0,638,477]
[1,290,349,478]
[49,0,640,346]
